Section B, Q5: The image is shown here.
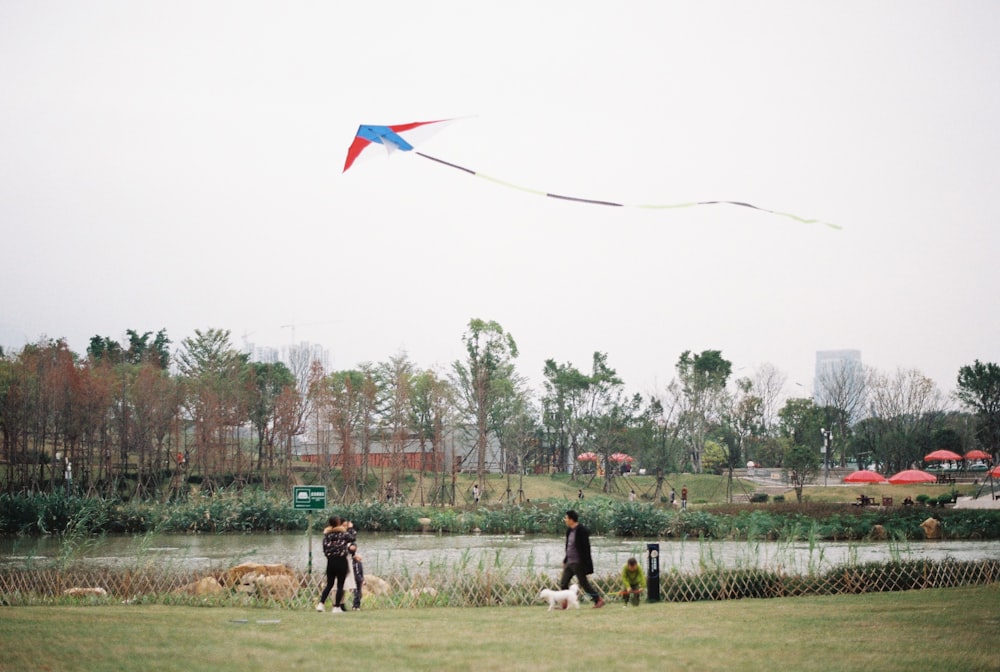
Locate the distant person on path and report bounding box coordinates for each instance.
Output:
[629,489,636,502]
[560,510,605,609]
[578,489,584,500]
[472,483,481,505]
[681,486,688,510]
[316,516,356,613]
[620,557,646,606]
[670,488,676,507]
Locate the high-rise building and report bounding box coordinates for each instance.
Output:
[814,349,863,408]
[245,340,330,372]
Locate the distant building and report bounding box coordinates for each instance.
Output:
[296,427,503,473]
[245,340,330,372]
[814,349,864,408]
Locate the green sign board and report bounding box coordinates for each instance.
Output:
[293,486,327,510]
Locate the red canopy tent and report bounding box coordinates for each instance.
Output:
[924,450,963,462]
[964,450,991,461]
[843,470,888,484]
[576,452,598,462]
[888,469,938,485]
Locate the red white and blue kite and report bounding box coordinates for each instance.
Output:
[343,119,838,229]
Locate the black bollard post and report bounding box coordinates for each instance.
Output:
[646,543,660,602]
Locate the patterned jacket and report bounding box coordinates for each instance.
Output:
[322,525,357,558]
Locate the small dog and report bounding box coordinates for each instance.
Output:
[539,584,580,611]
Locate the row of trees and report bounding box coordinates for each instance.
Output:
[1,320,998,502]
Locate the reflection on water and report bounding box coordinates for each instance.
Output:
[2,532,998,578]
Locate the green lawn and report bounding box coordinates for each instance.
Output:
[444,470,978,507]
[3,585,998,672]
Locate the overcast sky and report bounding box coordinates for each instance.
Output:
[2,1,998,402]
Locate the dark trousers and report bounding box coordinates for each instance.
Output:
[319,556,349,606]
[352,585,362,609]
[559,563,600,603]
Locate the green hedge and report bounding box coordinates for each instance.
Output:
[2,490,1000,541]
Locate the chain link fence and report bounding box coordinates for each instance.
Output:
[2,558,997,609]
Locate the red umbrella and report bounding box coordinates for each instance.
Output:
[990,466,1000,478]
[964,450,991,461]
[888,469,938,485]
[843,470,887,484]
[608,453,634,463]
[576,452,598,462]
[924,449,963,462]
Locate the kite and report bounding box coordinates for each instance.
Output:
[343,119,839,229]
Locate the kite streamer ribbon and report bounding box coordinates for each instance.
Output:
[345,120,840,229]
[417,151,839,228]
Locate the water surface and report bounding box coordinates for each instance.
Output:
[2,532,997,578]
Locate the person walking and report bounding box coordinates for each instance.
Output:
[316,516,356,613]
[559,510,604,608]
[681,486,688,510]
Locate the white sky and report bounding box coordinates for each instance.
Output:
[2,1,998,401]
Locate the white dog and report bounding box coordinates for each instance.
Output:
[539,584,580,611]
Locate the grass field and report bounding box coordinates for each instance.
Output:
[3,584,998,672]
[425,470,980,505]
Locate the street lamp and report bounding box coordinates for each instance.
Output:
[821,428,832,486]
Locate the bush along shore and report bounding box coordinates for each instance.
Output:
[3,490,1000,541]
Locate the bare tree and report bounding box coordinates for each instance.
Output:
[751,363,787,437]
[815,359,866,466]
[866,367,944,470]
[378,353,415,499]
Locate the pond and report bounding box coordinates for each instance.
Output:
[3,532,999,578]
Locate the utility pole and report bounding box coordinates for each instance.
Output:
[821,428,832,486]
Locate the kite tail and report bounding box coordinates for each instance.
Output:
[414,152,838,228]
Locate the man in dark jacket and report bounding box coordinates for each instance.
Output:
[559,509,605,608]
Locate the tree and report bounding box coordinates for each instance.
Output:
[88,329,170,368]
[866,367,944,471]
[814,358,865,466]
[750,363,787,438]
[452,319,519,482]
[129,361,181,495]
[777,397,834,491]
[674,350,732,473]
[313,368,375,499]
[540,359,591,473]
[377,353,416,496]
[783,442,819,503]
[176,329,250,484]
[956,360,1000,460]
[409,367,454,505]
[246,361,295,475]
[718,377,765,501]
[577,352,643,493]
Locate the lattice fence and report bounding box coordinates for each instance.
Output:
[2,559,997,609]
